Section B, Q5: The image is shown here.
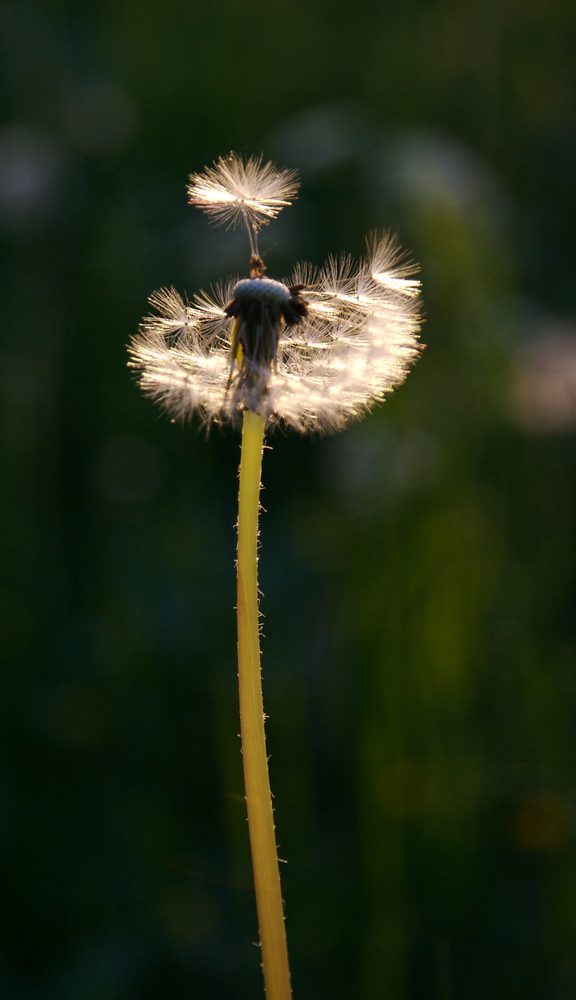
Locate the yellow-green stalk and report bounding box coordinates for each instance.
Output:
[236,409,292,1000]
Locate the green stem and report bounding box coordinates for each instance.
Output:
[236,409,292,1000]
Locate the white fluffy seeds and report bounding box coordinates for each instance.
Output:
[129,155,422,432]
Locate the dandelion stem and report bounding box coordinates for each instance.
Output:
[237,409,292,1000]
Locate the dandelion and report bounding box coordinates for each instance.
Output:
[128,153,422,1000]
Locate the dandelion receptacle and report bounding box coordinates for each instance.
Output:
[129,152,422,998]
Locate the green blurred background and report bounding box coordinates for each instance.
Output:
[2,0,576,997]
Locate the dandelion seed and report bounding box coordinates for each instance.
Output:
[187,152,300,256]
[129,154,422,433]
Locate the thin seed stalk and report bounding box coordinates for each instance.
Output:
[236,409,292,1000]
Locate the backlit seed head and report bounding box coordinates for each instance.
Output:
[129,155,422,433]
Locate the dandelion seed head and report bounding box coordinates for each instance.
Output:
[130,155,422,434]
